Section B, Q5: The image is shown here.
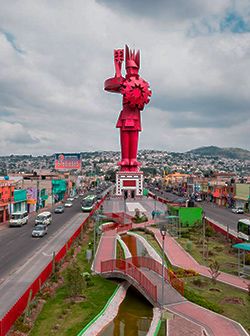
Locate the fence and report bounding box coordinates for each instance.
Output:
[117,223,133,233]
[0,195,107,336]
[205,218,242,243]
[101,259,157,303]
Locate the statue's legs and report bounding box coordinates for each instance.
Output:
[118,130,130,166]
[129,131,140,166]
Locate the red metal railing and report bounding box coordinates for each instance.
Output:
[101,259,157,303]
[126,256,184,296]
[0,194,107,336]
[117,223,132,232]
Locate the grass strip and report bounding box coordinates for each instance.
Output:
[29,223,117,336]
[77,285,119,335]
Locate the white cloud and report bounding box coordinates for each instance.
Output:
[0,0,249,155]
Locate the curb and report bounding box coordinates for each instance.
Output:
[77,282,129,336]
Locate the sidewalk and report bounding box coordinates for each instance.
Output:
[168,301,248,336]
[150,227,250,291]
[93,229,117,273]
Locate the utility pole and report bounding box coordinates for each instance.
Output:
[202,211,206,261]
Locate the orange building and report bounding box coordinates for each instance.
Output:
[0,182,14,223]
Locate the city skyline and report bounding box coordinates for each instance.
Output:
[0,0,250,155]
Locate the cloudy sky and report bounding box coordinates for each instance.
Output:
[0,0,250,155]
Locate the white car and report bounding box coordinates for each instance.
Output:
[232,207,244,214]
[64,201,73,207]
[66,197,74,202]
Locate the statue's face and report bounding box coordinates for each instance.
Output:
[127,67,139,76]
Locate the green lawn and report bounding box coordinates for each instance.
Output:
[28,225,117,336]
[185,276,250,334]
[177,224,240,275]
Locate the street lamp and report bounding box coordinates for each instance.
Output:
[92,212,107,269]
[159,221,168,307]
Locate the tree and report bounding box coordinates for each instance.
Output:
[209,260,221,284]
[64,261,85,299]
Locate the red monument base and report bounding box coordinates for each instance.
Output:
[115,171,143,198]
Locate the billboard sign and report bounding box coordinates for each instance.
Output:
[55,153,81,171]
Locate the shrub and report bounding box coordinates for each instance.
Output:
[206,226,215,237]
[64,261,86,298]
[185,269,199,277]
[186,241,193,253]
[14,318,31,333]
[192,278,203,287]
[184,288,223,314]
[245,254,250,265]
[182,231,190,239]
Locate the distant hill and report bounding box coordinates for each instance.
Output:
[187,146,250,160]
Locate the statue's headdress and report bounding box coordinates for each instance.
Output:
[125,45,140,69]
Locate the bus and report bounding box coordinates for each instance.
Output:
[81,195,97,212]
[237,218,250,241]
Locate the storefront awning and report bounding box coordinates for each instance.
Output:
[233,243,250,251]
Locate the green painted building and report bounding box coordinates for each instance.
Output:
[12,189,27,213]
[52,179,67,202]
[168,205,203,227]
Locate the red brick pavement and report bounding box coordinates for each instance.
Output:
[168,301,248,336]
[167,313,204,336]
[94,229,117,273]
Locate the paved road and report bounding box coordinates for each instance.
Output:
[0,200,91,317]
[0,198,83,283]
[149,189,246,232]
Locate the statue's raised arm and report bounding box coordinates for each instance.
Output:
[104,48,125,93]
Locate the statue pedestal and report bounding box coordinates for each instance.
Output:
[115,171,143,198]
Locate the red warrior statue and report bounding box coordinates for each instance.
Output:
[104,45,151,172]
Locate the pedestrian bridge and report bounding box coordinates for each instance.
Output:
[100,257,185,307]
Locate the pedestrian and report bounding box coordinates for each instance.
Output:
[151,210,155,219]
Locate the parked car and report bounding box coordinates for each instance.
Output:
[54,205,65,214]
[232,207,244,214]
[66,197,74,202]
[35,212,52,226]
[64,201,73,208]
[32,225,48,237]
[196,197,202,202]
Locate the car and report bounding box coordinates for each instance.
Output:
[64,201,73,207]
[66,197,74,202]
[54,205,65,214]
[74,195,79,199]
[232,207,244,214]
[35,211,52,226]
[196,197,202,202]
[32,225,48,237]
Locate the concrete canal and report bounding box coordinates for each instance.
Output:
[99,287,153,336]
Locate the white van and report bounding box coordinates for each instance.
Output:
[9,211,29,227]
[35,211,52,226]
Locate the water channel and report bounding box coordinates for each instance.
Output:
[99,287,153,336]
[99,234,153,335]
